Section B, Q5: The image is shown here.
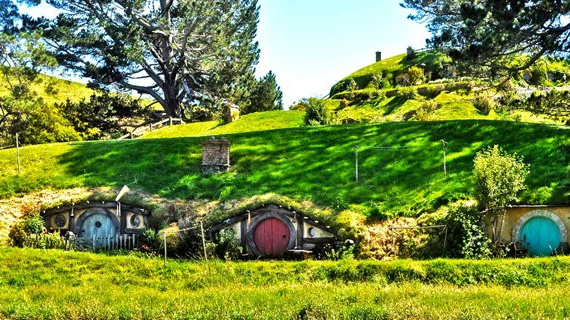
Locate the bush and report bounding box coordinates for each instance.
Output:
[446,202,492,259]
[473,95,495,115]
[303,98,331,126]
[412,100,439,121]
[397,86,417,100]
[367,74,383,89]
[214,228,241,260]
[474,145,530,242]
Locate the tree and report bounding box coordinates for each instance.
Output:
[402,0,570,73]
[16,0,260,118]
[242,71,283,114]
[473,145,529,243]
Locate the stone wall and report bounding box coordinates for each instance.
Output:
[202,136,230,174]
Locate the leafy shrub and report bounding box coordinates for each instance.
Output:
[446,202,492,259]
[303,97,332,126]
[367,73,383,89]
[472,95,495,115]
[397,86,417,100]
[422,84,445,98]
[289,99,309,112]
[140,229,162,253]
[214,228,241,260]
[474,145,530,242]
[406,66,425,85]
[9,215,46,247]
[412,100,439,121]
[23,233,67,249]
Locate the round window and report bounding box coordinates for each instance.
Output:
[54,215,67,228]
[130,214,141,228]
[308,227,316,237]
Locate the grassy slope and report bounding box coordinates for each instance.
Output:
[1,115,569,217]
[142,110,305,139]
[0,73,95,105]
[2,248,570,319]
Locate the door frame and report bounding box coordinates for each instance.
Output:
[74,207,121,238]
[246,211,296,257]
[512,209,567,251]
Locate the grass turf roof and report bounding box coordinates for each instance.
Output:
[1,117,570,218]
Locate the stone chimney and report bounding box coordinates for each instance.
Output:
[202,136,230,174]
[375,51,382,62]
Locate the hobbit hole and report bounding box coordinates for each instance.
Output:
[211,205,337,258]
[42,202,149,249]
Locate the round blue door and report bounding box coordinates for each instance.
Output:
[519,216,561,256]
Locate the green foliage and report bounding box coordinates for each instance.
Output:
[402,0,570,73]
[303,97,332,126]
[474,145,530,242]
[474,145,530,210]
[472,95,495,115]
[214,228,241,260]
[57,91,143,140]
[23,215,44,235]
[397,86,417,100]
[367,73,383,89]
[446,202,492,259]
[140,228,161,253]
[240,71,284,115]
[9,215,45,247]
[405,66,425,85]
[18,0,260,117]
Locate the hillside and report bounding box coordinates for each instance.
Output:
[0,73,96,105]
[325,50,570,124]
[1,112,569,219]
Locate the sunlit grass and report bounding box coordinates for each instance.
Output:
[2,248,570,319]
[1,120,570,217]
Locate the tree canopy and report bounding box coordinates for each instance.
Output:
[401,0,570,72]
[11,0,260,118]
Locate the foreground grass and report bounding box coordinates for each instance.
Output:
[1,120,570,217]
[2,248,570,319]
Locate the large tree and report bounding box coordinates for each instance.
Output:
[401,0,570,72]
[16,0,260,118]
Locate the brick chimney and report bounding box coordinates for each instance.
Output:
[375,51,382,62]
[202,136,230,174]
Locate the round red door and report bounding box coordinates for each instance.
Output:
[253,218,290,256]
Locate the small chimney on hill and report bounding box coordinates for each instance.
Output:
[375,51,382,62]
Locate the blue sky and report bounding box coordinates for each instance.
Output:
[255,0,430,106]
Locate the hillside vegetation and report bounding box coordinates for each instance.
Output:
[1,111,569,218]
[0,73,95,105]
[322,50,570,124]
[1,248,570,319]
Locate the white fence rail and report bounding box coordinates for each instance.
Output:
[74,234,138,251]
[117,117,185,140]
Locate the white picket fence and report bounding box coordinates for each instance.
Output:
[75,234,138,251]
[117,117,184,140]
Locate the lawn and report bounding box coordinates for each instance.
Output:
[1,119,570,217]
[1,248,570,319]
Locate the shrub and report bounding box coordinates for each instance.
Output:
[472,95,495,115]
[473,145,530,243]
[424,84,445,98]
[367,74,383,89]
[397,86,417,100]
[406,66,425,85]
[413,100,439,121]
[303,98,331,126]
[446,202,492,259]
[214,228,242,260]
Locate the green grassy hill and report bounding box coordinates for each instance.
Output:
[0,73,96,105]
[325,51,570,124]
[1,111,569,218]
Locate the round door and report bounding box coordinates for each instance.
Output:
[519,216,561,256]
[80,213,118,239]
[253,218,290,256]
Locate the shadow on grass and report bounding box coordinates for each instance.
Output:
[56,120,570,217]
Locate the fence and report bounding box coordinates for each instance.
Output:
[117,117,185,140]
[73,234,138,251]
